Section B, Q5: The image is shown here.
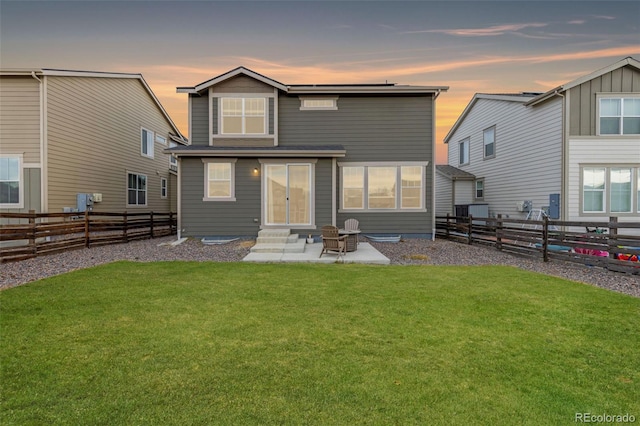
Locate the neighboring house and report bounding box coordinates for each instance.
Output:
[442,57,640,229]
[0,69,186,216]
[435,164,476,216]
[168,67,448,238]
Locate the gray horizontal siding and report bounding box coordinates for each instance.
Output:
[180,158,333,237]
[278,94,433,162]
[190,94,209,146]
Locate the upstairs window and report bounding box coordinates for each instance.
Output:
[299,96,338,110]
[599,97,640,135]
[459,138,470,166]
[155,134,167,145]
[221,98,266,135]
[483,126,495,159]
[141,128,154,158]
[169,141,178,171]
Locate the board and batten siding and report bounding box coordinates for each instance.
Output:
[447,97,563,218]
[46,76,175,213]
[569,65,640,136]
[0,76,41,164]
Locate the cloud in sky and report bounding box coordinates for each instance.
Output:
[403,22,549,37]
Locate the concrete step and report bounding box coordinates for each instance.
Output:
[250,238,306,254]
[257,229,291,238]
[256,233,299,245]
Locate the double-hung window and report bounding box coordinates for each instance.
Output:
[340,163,425,211]
[0,156,22,207]
[599,96,640,135]
[610,168,632,213]
[141,128,154,158]
[459,138,470,166]
[127,172,147,207]
[169,141,178,171]
[582,168,606,213]
[483,126,495,159]
[161,177,167,199]
[203,159,236,201]
[475,179,484,200]
[221,98,266,135]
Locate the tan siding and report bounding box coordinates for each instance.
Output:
[212,75,274,94]
[568,65,640,137]
[0,76,41,164]
[46,76,176,213]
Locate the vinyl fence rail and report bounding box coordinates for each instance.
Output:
[435,214,640,275]
[1,210,176,263]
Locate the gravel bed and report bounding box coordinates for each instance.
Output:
[1,236,639,297]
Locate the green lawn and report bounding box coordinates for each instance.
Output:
[1,262,638,425]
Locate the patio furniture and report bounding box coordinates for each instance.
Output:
[341,218,361,252]
[320,225,347,259]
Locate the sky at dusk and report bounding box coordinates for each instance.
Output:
[1,0,639,164]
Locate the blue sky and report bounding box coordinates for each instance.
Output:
[2,0,638,163]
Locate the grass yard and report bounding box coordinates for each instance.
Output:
[1,262,639,425]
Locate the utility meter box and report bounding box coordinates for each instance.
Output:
[76,193,94,212]
[549,193,560,219]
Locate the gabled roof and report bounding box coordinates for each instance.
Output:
[177,66,448,95]
[525,56,640,106]
[1,68,187,143]
[436,165,476,180]
[177,66,288,94]
[443,93,540,143]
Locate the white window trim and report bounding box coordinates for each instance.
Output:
[483,126,496,159]
[219,97,267,136]
[459,138,470,166]
[475,179,484,200]
[0,154,24,209]
[338,161,428,213]
[596,93,640,136]
[160,177,167,199]
[202,158,237,202]
[580,165,640,216]
[299,96,339,111]
[126,171,148,208]
[141,128,154,159]
[155,134,167,145]
[610,167,633,214]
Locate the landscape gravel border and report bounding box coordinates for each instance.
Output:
[1,236,638,297]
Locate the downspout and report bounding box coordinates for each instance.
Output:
[431,90,442,240]
[31,72,45,213]
[556,90,567,222]
[177,156,182,239]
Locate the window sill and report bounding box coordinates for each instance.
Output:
[339,209,427,213]
[213,135,274,139]
[203,197,237,202]
[126,204,148,208]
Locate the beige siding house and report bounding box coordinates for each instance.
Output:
[0,69,186,216]
[442,57,640,232]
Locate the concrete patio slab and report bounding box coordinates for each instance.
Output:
[242,242,390,264]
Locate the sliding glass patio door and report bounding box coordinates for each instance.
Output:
[264,163,312,226]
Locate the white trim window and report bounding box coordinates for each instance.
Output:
[599,96,640,135]
[155,134,167,145]
[169,141,178,171]
[0,156,22,208]
[483,126,495,159]
[581,166,640,215]
[610,168,632,213]
[127,172,147,207]
[299,96,338,111]
[141,128,154,158]
[203,159,236,201]
[161,177,167,199]
[475,179,484,200]
[340,163,426,211]
[459,138,470,166]
[221,98,266,135]
[582,167,606,213]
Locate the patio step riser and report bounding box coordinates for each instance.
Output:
[256,234,299,244]
[257,229,292,238]
[250,238,306,254]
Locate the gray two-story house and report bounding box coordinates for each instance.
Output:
[168,67,447,239]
